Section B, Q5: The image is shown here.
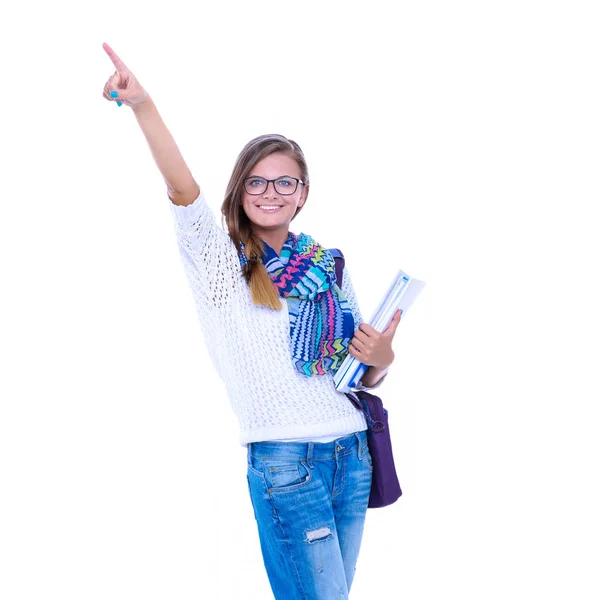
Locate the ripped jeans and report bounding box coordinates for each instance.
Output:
[246,431,373,599]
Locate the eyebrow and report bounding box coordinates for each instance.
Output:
[246,174,297,178]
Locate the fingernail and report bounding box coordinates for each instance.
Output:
[117,101,122,107]
[110,90,118,98]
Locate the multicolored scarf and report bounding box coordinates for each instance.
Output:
[239,233,355,376]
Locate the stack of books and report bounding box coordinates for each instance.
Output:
[334,269,425,393]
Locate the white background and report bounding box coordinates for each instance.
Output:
[1,0,594,598]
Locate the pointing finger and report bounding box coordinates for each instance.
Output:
[102,42,130,74]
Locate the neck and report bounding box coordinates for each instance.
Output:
[255,227,290,257]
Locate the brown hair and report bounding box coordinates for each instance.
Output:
[221,134,310,310]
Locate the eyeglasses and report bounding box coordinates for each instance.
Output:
[243,176,304,196]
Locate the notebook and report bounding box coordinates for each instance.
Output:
[334,270,425,393]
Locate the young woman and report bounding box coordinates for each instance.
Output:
[102,42,402,599]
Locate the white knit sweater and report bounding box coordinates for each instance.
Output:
[169,191,379,447]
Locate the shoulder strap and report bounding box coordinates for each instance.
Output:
[328,248,345,288]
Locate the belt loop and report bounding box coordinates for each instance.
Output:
[356,431,365,459]
[307,442,315,468]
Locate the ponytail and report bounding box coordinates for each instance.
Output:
[240,232,283,310]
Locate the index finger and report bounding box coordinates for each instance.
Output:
[357,323,379,337]
[102,42,129,73]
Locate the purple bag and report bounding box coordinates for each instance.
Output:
[346,391,402,508]
[331,248,403,509]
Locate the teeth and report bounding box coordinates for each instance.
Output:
[259,206,281,210]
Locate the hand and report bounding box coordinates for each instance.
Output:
[102,43,149,108]
[348,309,403,370]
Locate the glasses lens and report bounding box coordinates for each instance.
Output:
[244,177,266,195]
[274,177,298,195]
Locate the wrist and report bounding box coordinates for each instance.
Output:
[131,93,153,114]
[361,365,389,388]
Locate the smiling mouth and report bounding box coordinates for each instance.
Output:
[257,205,282,211]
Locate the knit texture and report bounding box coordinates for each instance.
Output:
[260,232,355,377]
[169,191,378,447]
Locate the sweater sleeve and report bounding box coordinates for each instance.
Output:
[340,265,363,330]
[341,264,388,391]
[169,191,244,310]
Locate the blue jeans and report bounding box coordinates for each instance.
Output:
[246,431,373,599]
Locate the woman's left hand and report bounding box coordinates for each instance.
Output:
[348,309,403,370]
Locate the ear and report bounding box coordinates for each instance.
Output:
[298,184,309,207]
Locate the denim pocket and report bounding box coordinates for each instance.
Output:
[263,460,312,494]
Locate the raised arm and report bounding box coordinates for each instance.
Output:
[101,43,199,206]
[101,43,243,313]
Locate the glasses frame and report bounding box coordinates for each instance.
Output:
[243,175,305,196]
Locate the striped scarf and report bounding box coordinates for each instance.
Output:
[239,233,355,376]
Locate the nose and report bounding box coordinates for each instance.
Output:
[262,180,279,199]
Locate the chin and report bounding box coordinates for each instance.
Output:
[258,221,289,230]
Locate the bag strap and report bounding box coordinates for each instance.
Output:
[329,248,375,422]
[330,250,387,432]
[328,248,345,288]
[347,391,386,432]
[345,392,371,425]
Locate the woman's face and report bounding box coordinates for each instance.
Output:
[241,153,308,236]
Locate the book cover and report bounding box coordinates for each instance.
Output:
[334,270,425,393]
